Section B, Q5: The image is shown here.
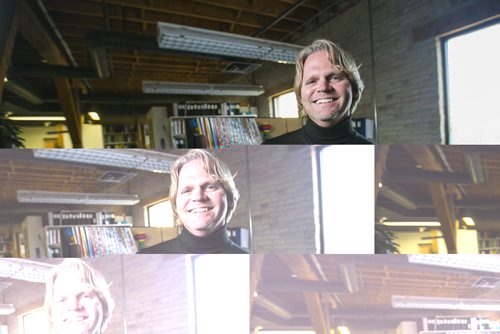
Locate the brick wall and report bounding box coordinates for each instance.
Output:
[251,0,492,143]
[2,256,191,334]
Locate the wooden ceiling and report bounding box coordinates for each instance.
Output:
[376,145,500,252]
[251,254,500,333]
[2,0,360,119]
[0,149,172,221]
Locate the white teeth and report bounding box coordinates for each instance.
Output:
[315,98,333,104]
[190,208,209,213]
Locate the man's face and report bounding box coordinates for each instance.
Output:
[51,272,104,334]
[300,50,353,127]
[176,159,229,237]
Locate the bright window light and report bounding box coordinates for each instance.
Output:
[273,91,298,118]
[191,255,249,334]
[20,308,49,334]
[445,21,500,143]
[148,200,174,227]
[320,146,374,253]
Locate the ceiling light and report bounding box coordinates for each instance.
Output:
[17,190,140,206]
[0,258,53,283]
[88,111,100,121]
[408,254,500,272]
[142,81,265,96]
[7,116,66,122]
[392,295,500,311]
[3,77,7,83]
[381,221,441,227]
[33,149,178,173]
[337,326,351,334]
[254,295,293,319]
[0,304,15,315]
[462,216,476,226]
[157,22,303,64]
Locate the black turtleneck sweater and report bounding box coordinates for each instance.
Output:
[263,116,373,145]
[137,227,249,254]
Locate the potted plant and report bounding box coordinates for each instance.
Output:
[375,223,400,254]
[0,115,25,148]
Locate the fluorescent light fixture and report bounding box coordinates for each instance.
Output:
[462,216,476,226]
[408,254,500,273]
[157,22,303,64]
[0,258,53,283]
[0,304,15,315]
[392,295,500,311]
[337,326,351,334]
[254,295,293,319]
[382,221,441,227]
[142,81,265,96]
[17,190,140,205]
[7,116,66,121]
[88,111,100,121]
[33,149,178,173]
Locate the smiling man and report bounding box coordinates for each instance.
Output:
[264,39,372,144]
[45,259,115,334]
[138,149,248,254]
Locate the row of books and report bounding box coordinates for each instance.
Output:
[47,226,137,258]
[104,133,137,143]
[48,212,122,226]
[103,125,137,134]
[173,102,241,116]
[171,117,262,148]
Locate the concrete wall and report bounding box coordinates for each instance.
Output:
[252,0,494,143]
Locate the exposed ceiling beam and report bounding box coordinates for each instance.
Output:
[250,254,264,311]
[375,145,389,202]
[278,255,331,334]
[0,0,18,101]
[383,169,475,184]
[17,0,82,147]
[404,145,457,253]
[258,279,348,293]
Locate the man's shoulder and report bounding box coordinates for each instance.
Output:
[137,237,180,254]
[263,128,304,145]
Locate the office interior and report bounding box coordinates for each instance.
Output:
[0,254,249,334]
[0,146,374,256]
[1,0,498,147]
[251,254,500,334]
[376,145,500,254]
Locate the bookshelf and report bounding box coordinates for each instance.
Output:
[46,211,137,257]
[46,225,137,258]
[173,101,241,117]
[103,125,139,148]
[477,231,500,254]
[0,233,14,257]
[169,115,262,148]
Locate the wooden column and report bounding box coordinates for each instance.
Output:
[0,1,18,101]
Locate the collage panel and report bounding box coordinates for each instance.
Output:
[251,254,500,334]
[0,146,373,256]
[376,145,500,254]
[0,254,249,334]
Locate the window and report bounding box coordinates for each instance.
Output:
[20,308,48,334]
[189,255,249,334]
[444,20,500,143]
[272,90,299,118]
[318,145,374,253]
[147,199,175,227]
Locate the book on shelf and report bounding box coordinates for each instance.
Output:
[171,116,262,148]
[46,225,138,258]
[173,102,241,117]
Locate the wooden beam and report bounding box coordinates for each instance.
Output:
[375,145,389,202]
[250,254,264,311]
[278,255,330,334]
[17,0,82,147]
[403,145,457,253]
[0,0,18,101]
